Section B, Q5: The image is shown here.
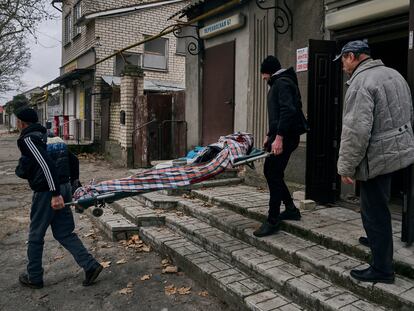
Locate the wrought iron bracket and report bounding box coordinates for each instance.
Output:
[256,0,293,40]
[172,23,204,56]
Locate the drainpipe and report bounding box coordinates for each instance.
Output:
[51,0,62,12]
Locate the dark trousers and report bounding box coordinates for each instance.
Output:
[360,173,394,275]
[27,182,98,283]
[264,136,299,222]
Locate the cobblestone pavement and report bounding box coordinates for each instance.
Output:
[0,126,227,311]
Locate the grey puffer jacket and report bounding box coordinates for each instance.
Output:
[337,58,414,181]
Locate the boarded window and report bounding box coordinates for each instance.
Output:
[64,13,72,45]
[143,36,168,70]
[73,2,82,38]
[114,52,142,76]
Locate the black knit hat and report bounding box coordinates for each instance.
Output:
[16,106,38,123]
[260,56,281,74]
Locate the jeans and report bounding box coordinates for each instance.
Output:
[27,182,98,283]
[264,135,299,222]
[360,173,394,274]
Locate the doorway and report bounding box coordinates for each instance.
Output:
[202,41,235,145]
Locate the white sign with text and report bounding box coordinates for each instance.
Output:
[296,47,309,72]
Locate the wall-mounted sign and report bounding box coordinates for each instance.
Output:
[200,14,245,39]
[64,60,78,73]
[296,47,308,72]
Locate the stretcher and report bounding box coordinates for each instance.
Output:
[65,133,270,217]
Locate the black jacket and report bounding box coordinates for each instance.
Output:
[15,124,60,195]
[267,67,305,140]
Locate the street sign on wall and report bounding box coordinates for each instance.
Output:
[200,14,245,39]
[296,47,309,72]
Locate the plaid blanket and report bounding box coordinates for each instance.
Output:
[73,132,253,200]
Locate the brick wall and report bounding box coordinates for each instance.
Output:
[109,100,120,141]
[83,0,154,15]
[94,1,187,86]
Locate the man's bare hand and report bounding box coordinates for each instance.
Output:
[271,135,283,155]
[51,195,64,210]
[341,176,354,184]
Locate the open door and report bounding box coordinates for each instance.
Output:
[306,39,342,203]
[402,0,414,245]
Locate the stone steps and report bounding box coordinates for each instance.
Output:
[190,185,414,280]
[139,226,304,311]
[162,213,385,311]
[173,199,414,310]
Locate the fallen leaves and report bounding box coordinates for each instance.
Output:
[140,274,151,281]
[164,284,192,296]
[119,235,151,253]
[118,282,134,295]
[162,265,178,274]
[198,290,209,297]
[116,259,127,265]
[53,255,64,261]
[100,261,112,268]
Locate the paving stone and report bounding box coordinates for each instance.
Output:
[374,276,414,296]
[325,293,359,309]
[277,303,304,311]
[264,266,298,286]
[226,281,257,298]
[400,287,414,304]
[347,299,386,311]
[256,296,290,311]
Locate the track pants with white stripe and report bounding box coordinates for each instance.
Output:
[27,182,99,283]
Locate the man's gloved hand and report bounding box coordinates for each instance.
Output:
[71,179,82,195]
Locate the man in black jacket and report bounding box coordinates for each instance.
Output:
[15,107,102,289]
[254,56,303,237]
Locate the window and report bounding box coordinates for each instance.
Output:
[73,2,82,38]
[64,13,72,45]
[176,37,186,55]
[114,52,142,76]
[143,36,168,70]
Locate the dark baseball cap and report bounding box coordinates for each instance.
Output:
[333,40,371,61]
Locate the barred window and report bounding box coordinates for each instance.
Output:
[64,13,72,45]
[73,2,82,38]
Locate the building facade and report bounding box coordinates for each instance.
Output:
[177,0,414,242]
[50,0,188,161]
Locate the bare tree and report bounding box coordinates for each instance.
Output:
[0,0,54,94]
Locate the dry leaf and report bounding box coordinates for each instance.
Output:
[118,287,133,295]
[54,255,64,260]
[162,265,178,274]
[84,232,95,238]
[127,282,133,288]
[165,284,177,296]
[140,274,151,281]
[198,290,209,297]
[101,261,112,268]
[116,259,127,265]
[141,245,151,252]
[161,259,170,267]
[130,235,140,242]
[177,286,191,295]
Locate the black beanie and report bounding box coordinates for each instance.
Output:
[16,106,38,123]
[260,55,281,74]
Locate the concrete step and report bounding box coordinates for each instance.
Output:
[160,177,244,196]
[163,212,387,311]
[190,185,414,280]
[139,225,305,311]
[84,205,138,241]
[110,197,165,227]
[175,198,414,310]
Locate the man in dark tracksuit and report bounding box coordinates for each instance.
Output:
[15,107,102,289]
[254,56,305,237]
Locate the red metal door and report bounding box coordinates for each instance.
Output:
[202,41,235,145]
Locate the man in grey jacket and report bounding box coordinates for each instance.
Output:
[337,40,414,284]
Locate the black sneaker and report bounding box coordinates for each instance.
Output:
[279,206,301,221]
[253,221,280,237]
[350,266,395,284]
[358,236,370,247]
[19,273,43,289]
[83,264,103,286]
